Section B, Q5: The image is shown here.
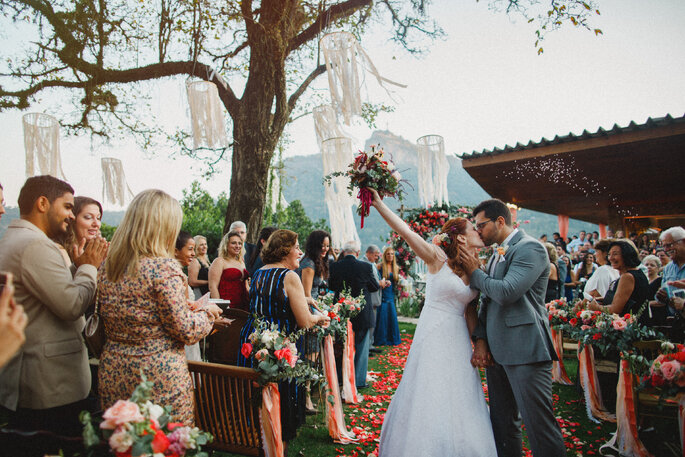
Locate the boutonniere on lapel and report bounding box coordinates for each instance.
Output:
[496,245,509,262]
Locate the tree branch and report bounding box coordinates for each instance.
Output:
[287,63,326,113]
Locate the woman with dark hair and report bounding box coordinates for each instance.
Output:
[561,255,575,302]
[368,190,497,456]
[236,229,329,443]
[61,196,103,261]
[245,226,278,277]
[582,239,619,301]
[298,229,331,299]
[583,240,649,316]
[174,231,202,361]
[543,242,560,302]
[374,246,402,346]
[572,252,596,296]
[637,233,652,251]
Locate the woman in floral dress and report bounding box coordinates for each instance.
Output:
[98,190,222,425]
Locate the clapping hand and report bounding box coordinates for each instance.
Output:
[74,236,109,268]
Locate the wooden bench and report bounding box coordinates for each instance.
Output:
[631,340,680,423]
[188,361,264,456]
[205,308,250,365]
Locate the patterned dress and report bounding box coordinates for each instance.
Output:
[98,257,214,425]
[236,267,305,442]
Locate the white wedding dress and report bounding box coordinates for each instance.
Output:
[378,258,497,457]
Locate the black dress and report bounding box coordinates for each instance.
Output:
[603,269,650,317]
[197,261,210,296]
[236,267,305,442]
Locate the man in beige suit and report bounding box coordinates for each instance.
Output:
[0,175,107,436]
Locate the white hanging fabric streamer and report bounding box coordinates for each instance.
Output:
[321,137,359,248]
[416,135,450,207]
[22,113,66,179]
[267,166,289,211]
[101,157,134,207]
[186,80,229,150]
[320,32,407,126]
[313,104,345,147]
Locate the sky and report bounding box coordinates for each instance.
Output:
[1,0,684,209]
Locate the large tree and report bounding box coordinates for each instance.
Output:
[0,0,599,241]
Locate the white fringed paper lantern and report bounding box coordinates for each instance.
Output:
[101,157,133,207]
[22,113,65,179]
[321,137,359,248]
[416,134,450,207]
[313,104,345,146]
[268,166,289,212]
[186,81,229,150]
[320,32,407,126]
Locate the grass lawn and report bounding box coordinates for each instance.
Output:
[220,321,680,457]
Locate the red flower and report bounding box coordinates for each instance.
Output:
[240,342,253,359]
[167,422,184,431]
[151,429,170,453]
[675,352,685,363]
[592,333,602,340]
[569,318,578,326]
[651,373,665,387]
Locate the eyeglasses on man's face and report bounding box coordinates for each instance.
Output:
[474,219,493,232]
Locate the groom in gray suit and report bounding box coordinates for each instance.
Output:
[460,199,565,457]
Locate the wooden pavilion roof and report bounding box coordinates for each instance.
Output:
[459,114,685,227]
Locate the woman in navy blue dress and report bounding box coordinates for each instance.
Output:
[374,247,402,346]
[236,230,329,442]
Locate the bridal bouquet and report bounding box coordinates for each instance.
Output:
[323,145,406,228]
[240,317,322,386]
[81,376,212,457]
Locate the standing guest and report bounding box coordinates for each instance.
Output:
[298,230,331,299]
[188,235,211,298]
[98,190,221,425]
[360,245,384,353]
[656,227,685,316]
[543,242,560,302]
[607,228,615,239]
[209,230,249,311]
[229,220,247,242]
[174,231,202,361]
[539,234,547,243]
[0,273,28,369]
[246,226,278,277]
[593,231,600,241]
[567,230,587,253]
[582,239,619,301]
[561,255,575,302]
[555,245,567,287]
[572,252,596,294]
[656,248,670,268]
[236,229,329,442]
[582,240,649,318]
[553,232,566,252]
[461,198,566,457]
[374,247,402,346]
[329,240,380,389]
[0,175,108,436]
[642,254,667,326]
[637,234,652,251]
[61,196,102,260]
[615,230,625,239]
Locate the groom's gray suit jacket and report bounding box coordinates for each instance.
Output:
[471,230,557,366]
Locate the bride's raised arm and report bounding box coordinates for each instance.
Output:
[370,189,444,273]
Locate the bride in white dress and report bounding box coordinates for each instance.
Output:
[370,191,497,457]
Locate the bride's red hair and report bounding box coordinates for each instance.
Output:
[439,217,469,276]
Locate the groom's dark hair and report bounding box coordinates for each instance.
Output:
[472,199,512,226]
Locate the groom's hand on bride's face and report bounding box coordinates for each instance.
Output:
[458,249,480,275]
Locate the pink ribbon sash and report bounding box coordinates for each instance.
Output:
[321,335,357,444]
[578,343,616,423]
[341,321,360,404]
[259,383,284,457]
[550,329,573,385]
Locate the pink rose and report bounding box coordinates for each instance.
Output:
[108,427,134,452]
[255,348,268,361]
[391,171,401,181]
[101,400,144,430]
[611,318,627,331]
[581,325,590,330]
[660,360,681,381]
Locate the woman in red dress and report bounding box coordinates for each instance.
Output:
[208,230,249,311]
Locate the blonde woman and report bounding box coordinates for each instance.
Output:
[97,190,222,425]
[209,230,249,310]
[188,235,211,297]
[373,246,402,346]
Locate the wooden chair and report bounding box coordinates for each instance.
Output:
[188,361,264,456]
[206,308,250,365]
[562,337,578,359]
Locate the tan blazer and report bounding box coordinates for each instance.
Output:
[0,219,97,410]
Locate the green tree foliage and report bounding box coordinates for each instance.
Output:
[100,222,117,241]
[263,201,330,245]
[179,181,228,257]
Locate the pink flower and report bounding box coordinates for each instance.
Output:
[108,427,134,452]
[660,360,681,381]
[241,342,253,359]
[100,400,145,430]
[611,318,627,331]
[255,348,268,361]
[391,171,402,181]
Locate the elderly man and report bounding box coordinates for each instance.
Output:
[656,226,685,317]
[360,245,387,354]
[329,240,380,388]
[0,176,108,436]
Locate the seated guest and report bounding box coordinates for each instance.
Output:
[209,230,249,310]
[544,242,561,302]
[60,196,103,261]
[98,190,221,425]
[572,252,597,294]
[582,240,649,318]
[0,175,108,436]
[656,247,670,268]
[246,226,278,277]
[174,231,202,361]
[582,239,619,301]
[656,227,685,310]
[188,235,211,298]
[236,229,329,442]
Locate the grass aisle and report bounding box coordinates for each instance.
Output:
[223,321,678,456]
